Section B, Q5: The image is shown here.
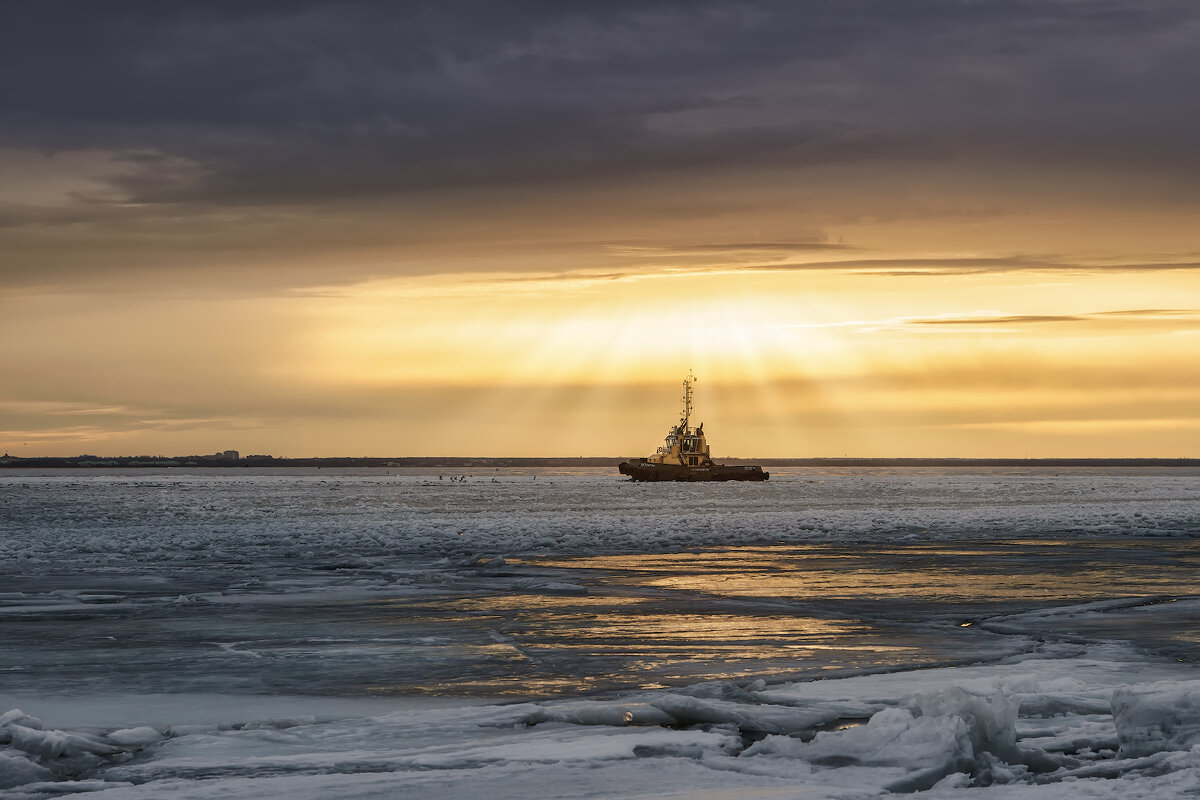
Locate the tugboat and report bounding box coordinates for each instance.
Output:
[618,373,769,482]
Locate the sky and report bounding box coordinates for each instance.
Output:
[3,0,1200,458]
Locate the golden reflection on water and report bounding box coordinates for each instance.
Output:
[375,583,925,696]
[369,541,1200,697]
[528,542,1200,602]
[436,594,646,612]
[393,594,890,656]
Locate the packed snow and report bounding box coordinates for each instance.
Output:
[2,467,1199,798]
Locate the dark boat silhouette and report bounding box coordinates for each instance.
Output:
[618,373,768,482]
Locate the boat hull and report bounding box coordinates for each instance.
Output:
[618,461,769,482]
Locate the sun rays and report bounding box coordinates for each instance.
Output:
[255,260,1200,457]
[6,246,1200,457]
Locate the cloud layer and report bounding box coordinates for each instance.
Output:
[3,1,1200,274]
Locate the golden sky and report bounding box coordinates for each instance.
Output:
[3,4,1200,457]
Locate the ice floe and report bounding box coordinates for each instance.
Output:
[4,645,1200,797]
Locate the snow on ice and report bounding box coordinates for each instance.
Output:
[5,647,1200,798]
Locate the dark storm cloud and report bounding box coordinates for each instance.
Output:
[4,0,1200,210]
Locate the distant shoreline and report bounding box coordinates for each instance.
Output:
[3,455,1200,468]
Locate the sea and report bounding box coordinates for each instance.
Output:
[2,466,1199,798]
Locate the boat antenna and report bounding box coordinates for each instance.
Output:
[681,370,695,431]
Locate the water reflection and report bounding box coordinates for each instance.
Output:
[374,589,924,696]
[4,540,1196,699]
[531,541,1200,603]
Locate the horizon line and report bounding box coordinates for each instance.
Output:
[4,454,1200,466]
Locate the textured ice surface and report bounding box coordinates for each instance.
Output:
[3,467,1200,798]
[4,468,1200,568]
[1113,680,1200,758]
[5,647,1200,798]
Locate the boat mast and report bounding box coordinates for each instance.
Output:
[680,370,695,432]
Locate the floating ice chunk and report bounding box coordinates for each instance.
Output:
[673,681,759,703]
[6,725,122,758]
[19,778,133,793]
[0,752,51,789]
[931,771,971,789]
[107,726,165,747]
[1113,679,1200,757]
[1014,690,1113,717]
[526,701,674,727]
[772,689,1023,792]
[0,709,44,734]
[651,693,850,735]
[914,686,1019,762]
[802,706,972,771]
[970,750,1030,787]
[1017,717,1118,755]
